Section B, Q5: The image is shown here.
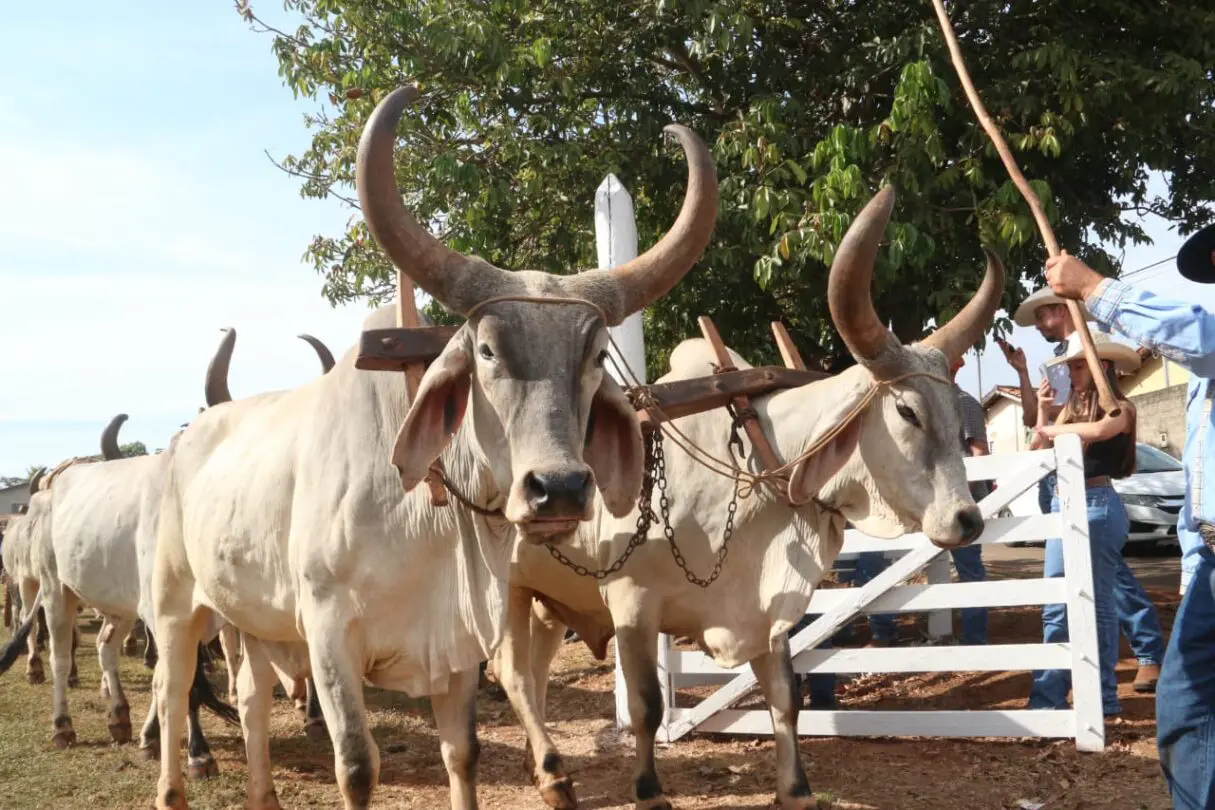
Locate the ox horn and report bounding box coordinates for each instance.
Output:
[297,334,336,374]
[357,86,507,316]
[204,328,236,407]
[922,249,1006,362]
[827,186,902,376]
[27,468,46,497]
[591,126,719,324]
[100,414,129,461]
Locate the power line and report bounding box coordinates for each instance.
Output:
[1121,254,1177,278]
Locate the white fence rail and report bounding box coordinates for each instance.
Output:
[644,436,1104,752]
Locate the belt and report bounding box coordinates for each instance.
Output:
[1197,522,1215,551]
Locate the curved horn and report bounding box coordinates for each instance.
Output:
[27,468,45,497]
[827,186,902,373]
[596,126,719,323]
[204,328,236,407]
[297,334,335,374]
[100,414,129,461]
[356,86,505,315]
[922,249,1006,362]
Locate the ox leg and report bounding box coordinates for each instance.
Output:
[304,677,328,743]
[123,619,143,657]
[154,611,206,810]
[69,621,80,689]
[431,667,482,810]
[308,616,379,810]
[139,693,161,760]
[218,624,242,703]
[237,637,282,809]
[614,614,669,810]
[19,581,44,684]
[44,587,80,749]
[498,588,575,809]
[99,615,136,744]
[752,638,815,809]
[530,601,567,729]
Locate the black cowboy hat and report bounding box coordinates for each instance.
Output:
[1177,223,1215,283]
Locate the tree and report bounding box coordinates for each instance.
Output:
[243,0,1215,375]
[119,442,148,458]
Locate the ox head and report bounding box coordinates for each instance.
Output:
[796,187,1003,549]
[358,86,718,542]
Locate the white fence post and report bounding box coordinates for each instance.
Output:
[592,173,669,731]
[924,554,952,640]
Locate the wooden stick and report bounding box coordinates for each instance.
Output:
[770,322,807,370]
[395,268,449,505]
[928,0,1119,416]
[697,316,786,473]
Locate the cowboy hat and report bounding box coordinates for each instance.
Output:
[1012,286,1095,327]
[1046,332,1141,375]
[1177,223,1215,283]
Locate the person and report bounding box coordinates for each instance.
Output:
[999,304,1165,692]
[1025,333,1166,717]
[1046,234,1215,809]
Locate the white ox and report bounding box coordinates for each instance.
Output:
[0,330,336,769]
[0,472,63,684]
[496,187,1005,809]
[148,84,717,810]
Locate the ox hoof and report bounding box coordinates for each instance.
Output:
[304,719,328,743]
[156,785,190,810]
[51,723,77,750]
[26,663,45,685]
[248,790,284,810]
[187,754,219,780]
[139,743,160,761]
[539,776,578,809]
[777,796,819,810]
[108,705,133,744]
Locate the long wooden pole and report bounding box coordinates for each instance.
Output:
[928,0,1119,415]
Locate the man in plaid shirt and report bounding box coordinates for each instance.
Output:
[950,356,989,644]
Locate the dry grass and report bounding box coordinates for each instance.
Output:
[0,600,1179,810]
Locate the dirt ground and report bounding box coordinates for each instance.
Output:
[0,547,1181,810]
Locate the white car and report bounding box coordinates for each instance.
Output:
[1003,443,1185,552]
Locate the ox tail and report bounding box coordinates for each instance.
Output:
[3,578,11,630]
[191,641,240,727]
[0,592,41,675]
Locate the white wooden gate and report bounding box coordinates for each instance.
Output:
[651,435,1105,752]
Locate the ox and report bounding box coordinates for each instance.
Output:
[0,330,335,767]
[148,84,716,810]
[0,471,58,684]
[495,187,1004,809]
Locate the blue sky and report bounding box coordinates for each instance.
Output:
[2,3,1212,476]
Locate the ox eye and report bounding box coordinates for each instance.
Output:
[478,344,495,361]
[594,350,609,367]
[896,403,921,428]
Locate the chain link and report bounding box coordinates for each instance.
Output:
[654,430,738,588]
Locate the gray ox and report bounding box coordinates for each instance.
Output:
[148,84,716,810]
[496,187,1004,809]
[0,330,335,768]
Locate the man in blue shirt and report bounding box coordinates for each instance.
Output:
[1047,227,1215,810]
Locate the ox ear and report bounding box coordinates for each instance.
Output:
[390,342,472,492]
[787,419,862,507]
[584,374,644,517]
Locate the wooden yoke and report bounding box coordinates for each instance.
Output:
[697,317,789,498]
[770,321,807,371]
[395,270,449,506]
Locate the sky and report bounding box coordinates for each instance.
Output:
[2,3,1213,476]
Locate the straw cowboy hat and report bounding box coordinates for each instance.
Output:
[1012,285,1095,327]
[1178,223,1215,283]
[1046,332,1141,375]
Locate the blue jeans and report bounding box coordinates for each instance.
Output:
[950,544,988,644]
[790,613,837,709]
[1157,553,1215,809]
[1029,485,1163,715]
[841,553,898,642]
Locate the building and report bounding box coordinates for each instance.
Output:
[981,347,1189,458]
[0,482,30,516]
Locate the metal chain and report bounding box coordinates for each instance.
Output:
[653,430,738,588]
[543,429,739,587]
[544,431,658,580]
